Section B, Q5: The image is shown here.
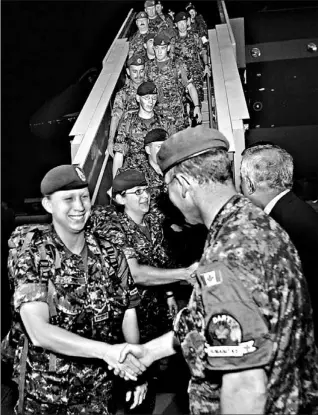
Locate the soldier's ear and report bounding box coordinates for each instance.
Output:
[115,194,126,206]
[144,43,147,49]
[145,145,151,155]
[126,67,131,77]
[136,94,141,103]
[42,196,53,214]
[167,44,171,52]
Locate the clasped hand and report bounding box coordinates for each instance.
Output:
[103,343,147,381]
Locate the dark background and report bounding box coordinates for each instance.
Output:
[1,0,220,209]
[2,0,318,209]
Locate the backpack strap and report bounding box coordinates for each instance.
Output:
[17,234,60,411]
[36,240,60,372]
[17,335,28,415]
[104,242,119,272]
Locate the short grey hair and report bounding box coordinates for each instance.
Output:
[169,147,233,185]
[241,144,294,192]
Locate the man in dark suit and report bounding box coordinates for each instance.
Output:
[240,143,318,342]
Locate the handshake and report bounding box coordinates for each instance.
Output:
[102,343,153,381]
[101,331,175,381]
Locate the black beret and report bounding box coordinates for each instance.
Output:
[144,32,156,43]
[185,2,196,11]
[175,11,189,23]
[137,81,157,96]
[127,53,145,67]
[144,128,168,146]
[113,169,147,194]
[41,165,88,196]
[144,0,155,7]
[157,125,229,174]
[136,11,148,20]
[154,32,170,46]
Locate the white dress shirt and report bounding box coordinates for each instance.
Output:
[264,189,290,214]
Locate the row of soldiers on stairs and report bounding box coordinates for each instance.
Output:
[99,3,212,409]
[107,0,211,190]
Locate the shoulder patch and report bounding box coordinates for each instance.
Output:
[197,262,232,288]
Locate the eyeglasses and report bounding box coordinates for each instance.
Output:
[122,187,149,196]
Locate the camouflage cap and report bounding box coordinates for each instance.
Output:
[144,128,168,146]
[113,169,147,194]
[157,125,229,174]
[144,32,156,43]
[144,0,155,7]
[175,11,189,23]
[136,11,148,20]
[137,81,157,96]
[41,165,88,196]
[154,32,170,46]
[127,53,145,67]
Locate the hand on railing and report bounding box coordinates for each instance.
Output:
[203,64,211,78]
[107,139,115,158]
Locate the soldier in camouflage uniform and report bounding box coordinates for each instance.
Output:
[143,128,185,229]
[143,32,156,62]
[90,170,198,341]
[144,0,169,35]
[145,32,202,134]
[107,54,145,158]
[174,11,211,104]
[90,170,197,414]
[185,2,209,44]
[128,12,150,59]
[3,165,147,415]
[112,81,169,179]
[120,125,318,415]
[143,128,168,223]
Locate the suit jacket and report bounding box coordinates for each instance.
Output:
[270,191,318,339]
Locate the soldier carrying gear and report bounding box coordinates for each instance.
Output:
[107,53,146,158]
[2,164,148,414]
[129,11,150,59]
[144,32,202,134]
[174,11,211,104]
[185,2,209,44]
[111,81,170,181]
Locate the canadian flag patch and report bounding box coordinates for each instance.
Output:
[200,270,223,287]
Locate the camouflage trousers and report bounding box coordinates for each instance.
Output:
[137,288,173,343]
[15,398,114,415]
[158,103,188,135]
[188,378,221,415]
[192,69,204,104]
[15,375,114,414]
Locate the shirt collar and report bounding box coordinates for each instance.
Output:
[263,189,290,215]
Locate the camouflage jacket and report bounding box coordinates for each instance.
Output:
[144,163,166,223]
[128,31,147,58]
[189,14,208,40]
[8,225,140,409]
[111,81,139,122]
[174,195,318,415]
[114,109,166,172]
[89,208,174,342]
[145,57,189,107]
[174,31,203,72]
[147,15,168,34]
